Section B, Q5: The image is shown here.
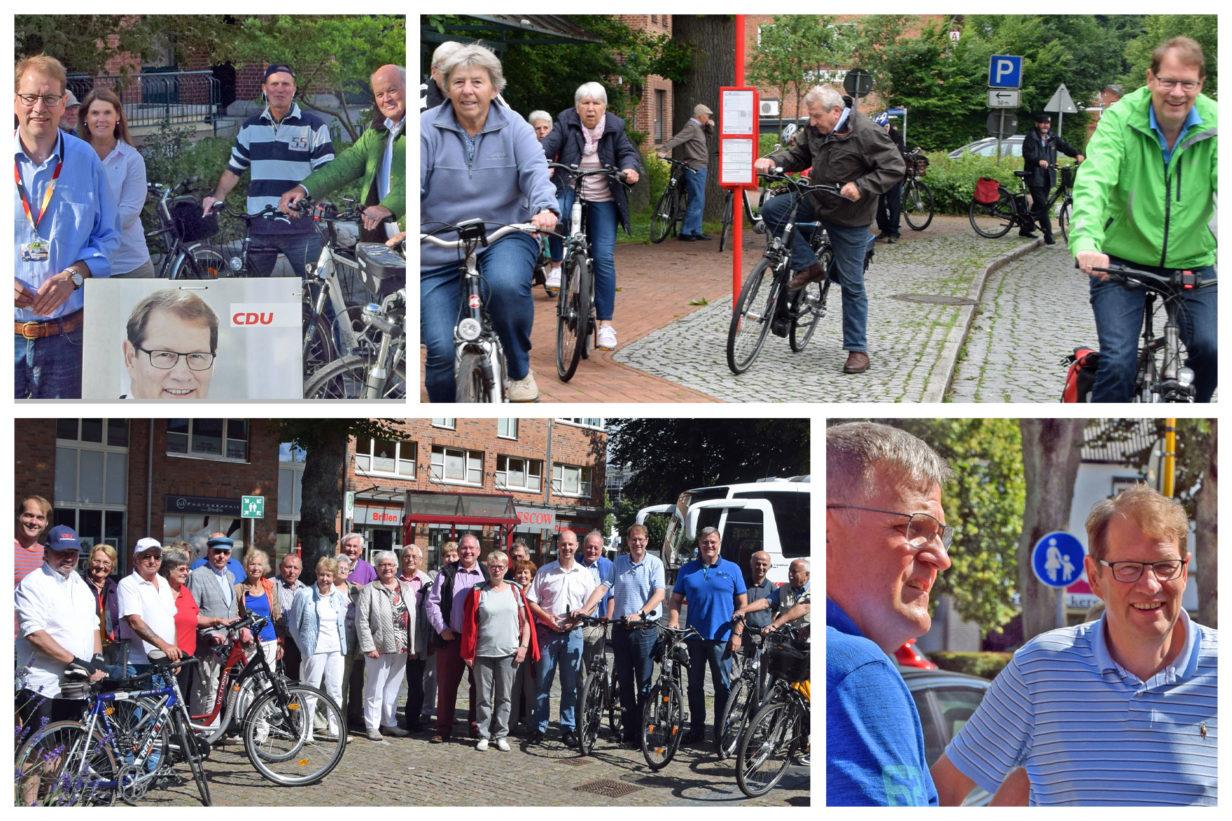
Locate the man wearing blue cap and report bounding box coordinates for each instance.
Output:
[202,63,334,277]
[15,525,104,740]
[187,533,247,718]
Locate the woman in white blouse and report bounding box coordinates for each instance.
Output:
[287,556,348,739]
[78,88,155,277]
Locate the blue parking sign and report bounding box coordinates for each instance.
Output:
[1031,531,1085,588]
[988,55,1023,89]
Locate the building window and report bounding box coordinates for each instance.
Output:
[355,437,416,478]
[654,89,666,142]
[54,420,130,554]
[552,464,592,498]
[167,419,249,461]
[556,418,605,430]
[430,446,483,486]
[496,456,543,492]
[431,418,456,429]
[497,419,518,440]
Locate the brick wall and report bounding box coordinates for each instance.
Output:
[13,420,56,504]
[616,15,674,150]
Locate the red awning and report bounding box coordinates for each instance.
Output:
[402,491,520,542]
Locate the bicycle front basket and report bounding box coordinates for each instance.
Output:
[911,154,930,176]
[356,242,406,300]
[766,641,810,683]
[974,177,1001,205]
[1061,164,1076,189]
[330,220,361,249]
[171,197,219,242]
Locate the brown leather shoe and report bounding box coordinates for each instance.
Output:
[842,351,870,374]
[787,262,826,290]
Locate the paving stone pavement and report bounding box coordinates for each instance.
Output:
[615,220,1034,403]
[947,243,1095,402]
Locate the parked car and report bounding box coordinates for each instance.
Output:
[899,666,993,806]
[947,135,1024,159]
[895,639,938,670]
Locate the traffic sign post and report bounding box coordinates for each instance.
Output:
[987,89,1020,109]
[843,68,874,107]
[988,55,1024,89]
[1044,83,1080,139]
[242,495,265,553]
[987,56,1023,160]
[1032,531,1086,628]
[719,84,758,305]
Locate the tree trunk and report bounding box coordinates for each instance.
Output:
[1194,420,1217,628]
[671,15,735,222]
[298,429,348,573]
[1018,419,1086,642]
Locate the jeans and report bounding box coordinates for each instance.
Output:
[612,623,657,737]
[1089,260,1217,402]
[15,323,83,398]
[246,230,323,278]
[877,182,903,236]
[560,191,619,321]
[686,639,732,737]
[682,166,707,236]
[759,193,874,352]
[535,628,583,733]
[421,232,538,402]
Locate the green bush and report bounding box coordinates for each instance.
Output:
[921,152,1080,215]
[930,651,1013,680]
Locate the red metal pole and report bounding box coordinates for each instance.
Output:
[732,15,745,305]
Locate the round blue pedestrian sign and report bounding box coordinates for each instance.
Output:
[1031,531,1086,588]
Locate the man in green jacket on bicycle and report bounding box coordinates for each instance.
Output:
[1071,37,1216,402]
[280,65,406,241]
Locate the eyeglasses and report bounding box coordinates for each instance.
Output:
[1153,77,1200,92]
[137,347,215,371]
[16,92,64,107]
[138,553,163,561]
[828,504,954,550]
[1097,558,1187,583]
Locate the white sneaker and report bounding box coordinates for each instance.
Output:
[507,371,540,402]
[596,325,617,350]
[545,267,561,295]
[495,737,511,752]
[476,738,490,751]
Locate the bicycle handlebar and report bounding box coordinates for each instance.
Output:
[1084,263,1216,292]
[757,170,842,197]
[420,222,541,249]
[548,162,634,187]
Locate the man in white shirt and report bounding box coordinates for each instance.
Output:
[15,525,103,736]
[117,537,180,677]
[526,530,605,747]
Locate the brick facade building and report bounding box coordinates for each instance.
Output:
[617,15,675,146]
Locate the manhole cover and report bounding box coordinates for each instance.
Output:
[574,779,643,798]
[891,293,977,306]
[556,756,594,766]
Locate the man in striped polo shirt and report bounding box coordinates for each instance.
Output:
[203,64,334,277]
[934,485,1217,806]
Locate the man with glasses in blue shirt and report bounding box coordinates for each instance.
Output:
[14,54,120,398]
[826,421,952,806]
[604,524,665,747]
[933,485,1216,806]
[121,290,219,400]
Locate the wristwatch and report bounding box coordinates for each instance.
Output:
[67,269,85,290]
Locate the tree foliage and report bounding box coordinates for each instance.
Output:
[1122,15,1218,94]
[606,419,809,504]
[748,16,849,121]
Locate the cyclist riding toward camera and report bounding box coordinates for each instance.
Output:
[539,82,642,351]
[754,84,904,375]
[1071,36,1217,403]
[420,44,558,402]
[1022,112,1083,245]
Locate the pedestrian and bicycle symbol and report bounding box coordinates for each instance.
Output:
[1031,531,1085,588]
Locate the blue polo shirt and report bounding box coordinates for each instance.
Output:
[745,577,775,630]
[945,610,1217,805]
[672,557,746,641]
[1149,102,1203,167]
[608,552,666,620]
[827,598,938,806]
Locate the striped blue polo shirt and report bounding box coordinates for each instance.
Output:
[227,103,333,234]
[945,610,1217,805]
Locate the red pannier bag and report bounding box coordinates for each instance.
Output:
[973,177,1001,205]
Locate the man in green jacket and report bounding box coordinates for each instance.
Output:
[1071,37,1216,402]
[280,65,406,240]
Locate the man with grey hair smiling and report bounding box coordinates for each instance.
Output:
[422,41,461,110]
[826,421,951,805]
[755,84,905,375]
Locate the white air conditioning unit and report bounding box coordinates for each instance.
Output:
[760,99,780,118]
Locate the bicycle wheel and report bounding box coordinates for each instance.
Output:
[717,675,755,760]
[302,303,337,379]
[789,246,831,353]
[174,713,211,806]
[649,186,677,243]
[736,698,798,797]
[556,254,587,381]
[718,190,734,251]
[902,180,934,231]
[304,353,407,400]
[968,192,1015,238]
[576,673,605,756]
[726,259,782,374]
[1057,198,1071,243]
[243,684,347,787]
[640,680,684,770]
[15,720,118,807]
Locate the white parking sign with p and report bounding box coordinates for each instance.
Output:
[988,54,1023,89]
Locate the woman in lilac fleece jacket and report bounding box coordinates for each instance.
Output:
[420,43,559,403]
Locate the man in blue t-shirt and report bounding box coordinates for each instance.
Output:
[826,422,953,806]
[668,526,746,745]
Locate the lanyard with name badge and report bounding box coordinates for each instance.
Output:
[15,153,63,261]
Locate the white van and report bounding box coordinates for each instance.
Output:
[635,476,810,584]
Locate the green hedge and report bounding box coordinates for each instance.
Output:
[929,651,1013,680]
[918,152,1080,215]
